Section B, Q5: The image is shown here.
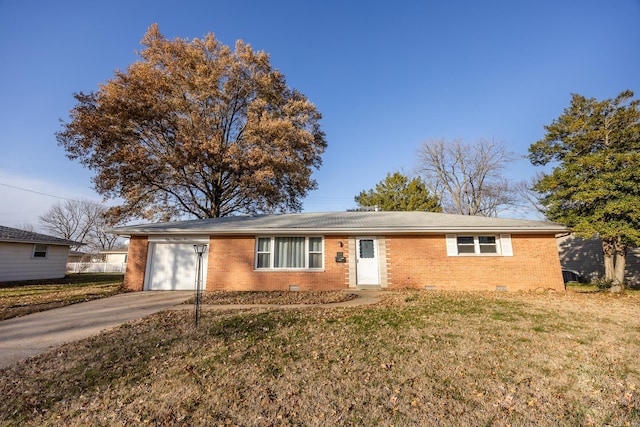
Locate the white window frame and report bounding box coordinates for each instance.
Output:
[446,234,513,256]
[255,236,324,270]
[32,244,49,259]
[456,236,477,254]
[256,237,272,269]
[308,237,323,269]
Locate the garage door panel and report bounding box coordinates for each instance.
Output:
[148,243,206,290]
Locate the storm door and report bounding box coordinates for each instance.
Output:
[356,237,380,285]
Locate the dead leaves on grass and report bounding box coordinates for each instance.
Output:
[197,290,358,305]
[0,278,125,321]
[2,291,640,426]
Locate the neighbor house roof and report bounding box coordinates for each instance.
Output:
[0,225,81,246]
[111,211,567,236]
[68,250,88,257]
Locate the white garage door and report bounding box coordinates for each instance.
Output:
[147,243,206,290]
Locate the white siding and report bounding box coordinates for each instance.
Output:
[104,253,127,264]
[0,242,70,281]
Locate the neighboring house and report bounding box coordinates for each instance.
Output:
[67,250,90,263]
[0,225,80,282]
[557,234,640,286]
[100,249,129,265]
[66,249,129,273]
[111,211,567,292]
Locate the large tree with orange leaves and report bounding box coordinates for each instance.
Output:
[57,24,326,222]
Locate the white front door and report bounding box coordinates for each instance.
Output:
[356,237,380,285]
[147,243,206,290]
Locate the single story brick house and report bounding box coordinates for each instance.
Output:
[112,211,567,292]
[0,225,80,282]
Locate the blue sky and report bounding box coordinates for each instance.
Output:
[1,0,639,228]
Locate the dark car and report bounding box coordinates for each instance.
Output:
[562,269,583,284]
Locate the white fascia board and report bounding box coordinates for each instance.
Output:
[0,238,74,246]
[118,226,566,236]
[147,235,210,243]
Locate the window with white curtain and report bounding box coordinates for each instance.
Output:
[255,237,323,269]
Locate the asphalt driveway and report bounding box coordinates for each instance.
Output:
[0,291,192,369]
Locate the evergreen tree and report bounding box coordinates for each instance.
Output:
[354,172,442,212]
[529,90,640,290]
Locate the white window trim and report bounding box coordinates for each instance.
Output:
[32,244,49,259]
[147,235,209,243]
[445,234,513,257]
[255,236,325,271]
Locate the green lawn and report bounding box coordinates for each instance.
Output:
[0,273,125,321]
[1,288,639,426]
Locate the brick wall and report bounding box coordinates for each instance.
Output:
[206,235,350,291]
[123,236,148,291]
[386,234,564,291]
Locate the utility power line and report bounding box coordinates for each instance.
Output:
[0,181,76,201]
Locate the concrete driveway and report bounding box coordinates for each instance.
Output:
[0,291,192,369]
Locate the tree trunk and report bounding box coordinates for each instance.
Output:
[602,239,616,282]
[612,238,627,293]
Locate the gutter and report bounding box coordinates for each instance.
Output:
[112,226,567,237]
[0,238,83,246]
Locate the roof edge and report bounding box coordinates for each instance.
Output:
[115,226,566,236]
[0,238,82,246]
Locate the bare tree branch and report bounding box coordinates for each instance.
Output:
[39,199,123,251]
[416,138,517,216]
